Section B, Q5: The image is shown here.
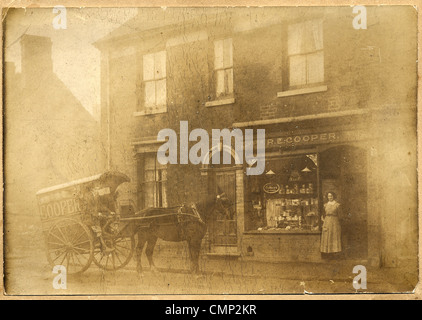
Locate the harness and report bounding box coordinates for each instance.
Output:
[177,203,205,225]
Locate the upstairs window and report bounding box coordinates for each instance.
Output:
[214,38,233,98]
[143,51,166,114]
[288,20,324,87]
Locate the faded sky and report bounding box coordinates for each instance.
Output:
[4,7,139,120]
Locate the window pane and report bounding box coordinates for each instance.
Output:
[161,169,167,181]
[144,182,155,207]
[307,51,324,84]
[162,183,168,207]
[214,40,224,69]
[223,38,233,68]
[288,22,305,55]
[289,20,323,55]
[144,81,156,107]
[146,156,166,170]
[307,20,323,52]
[289,55,307,86]
[155,79,167,107]
[146,168,155,179]
[161,169,168,207]
[155,51,166,79]
[143,53,154,80]
[225,68,233,94]
[145,157,156,170]
[144,170,155,182]
[216,70,225,96]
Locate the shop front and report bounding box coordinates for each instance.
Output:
[132,115,384,267]
[235,116,376,264]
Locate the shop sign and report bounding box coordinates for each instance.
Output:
[263,182,280,194]
[265,130,366,148]
[266,132,339,147]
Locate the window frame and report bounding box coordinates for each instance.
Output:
[245,152,322,234]
[140,50,167,115]
[213,38,234,100]
[287,19,325,90]
[140,154,168,208]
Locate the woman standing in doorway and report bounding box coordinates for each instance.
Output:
[321,192,342,257]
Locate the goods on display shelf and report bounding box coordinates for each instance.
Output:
[247,153,320,232]
[265,197,319,231]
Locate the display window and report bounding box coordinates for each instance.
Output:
[246,153,320,232]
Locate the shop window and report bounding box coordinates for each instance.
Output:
[141,154,168,208]
[246,154,320,232]
[142,50,167,114]
[214,38,233,98]
[288,20,324,87]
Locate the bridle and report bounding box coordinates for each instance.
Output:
[189,192,234,224]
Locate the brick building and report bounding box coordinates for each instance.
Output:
[94,7,417,273]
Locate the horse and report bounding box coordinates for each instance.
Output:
[132,191,231,275]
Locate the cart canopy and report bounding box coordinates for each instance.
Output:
[36,171,130,196]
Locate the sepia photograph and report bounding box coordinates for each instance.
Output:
[2,5,419,297]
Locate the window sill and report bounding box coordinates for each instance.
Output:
[244,230,321,235]
[204,252,241,259]
[205,97,235,107]
[277,85,327,98]
[133,109,167,117]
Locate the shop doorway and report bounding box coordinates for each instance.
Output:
[207,150,238,253]
[320,146,368,260]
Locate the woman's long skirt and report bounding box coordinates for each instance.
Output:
[320,216,342,253]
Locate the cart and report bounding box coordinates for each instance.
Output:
[36,171,136,275]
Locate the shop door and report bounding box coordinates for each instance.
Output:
[341,171,368,259]
[320,146,368,260]
[210,170,237,250]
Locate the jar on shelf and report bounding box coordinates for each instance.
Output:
[308,183,313,194]
[279,185,285,194]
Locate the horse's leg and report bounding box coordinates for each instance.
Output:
[145,235,158,272]
[135,231,147,275]
[188,238,202,274]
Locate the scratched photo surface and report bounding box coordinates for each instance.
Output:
[3,6,418,295]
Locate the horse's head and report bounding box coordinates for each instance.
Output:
[195,191,235,223]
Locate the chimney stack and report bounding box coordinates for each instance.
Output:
[20,35,53,87]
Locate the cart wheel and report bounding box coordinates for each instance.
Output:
[46,218,94,275]
[93,236,135,271]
